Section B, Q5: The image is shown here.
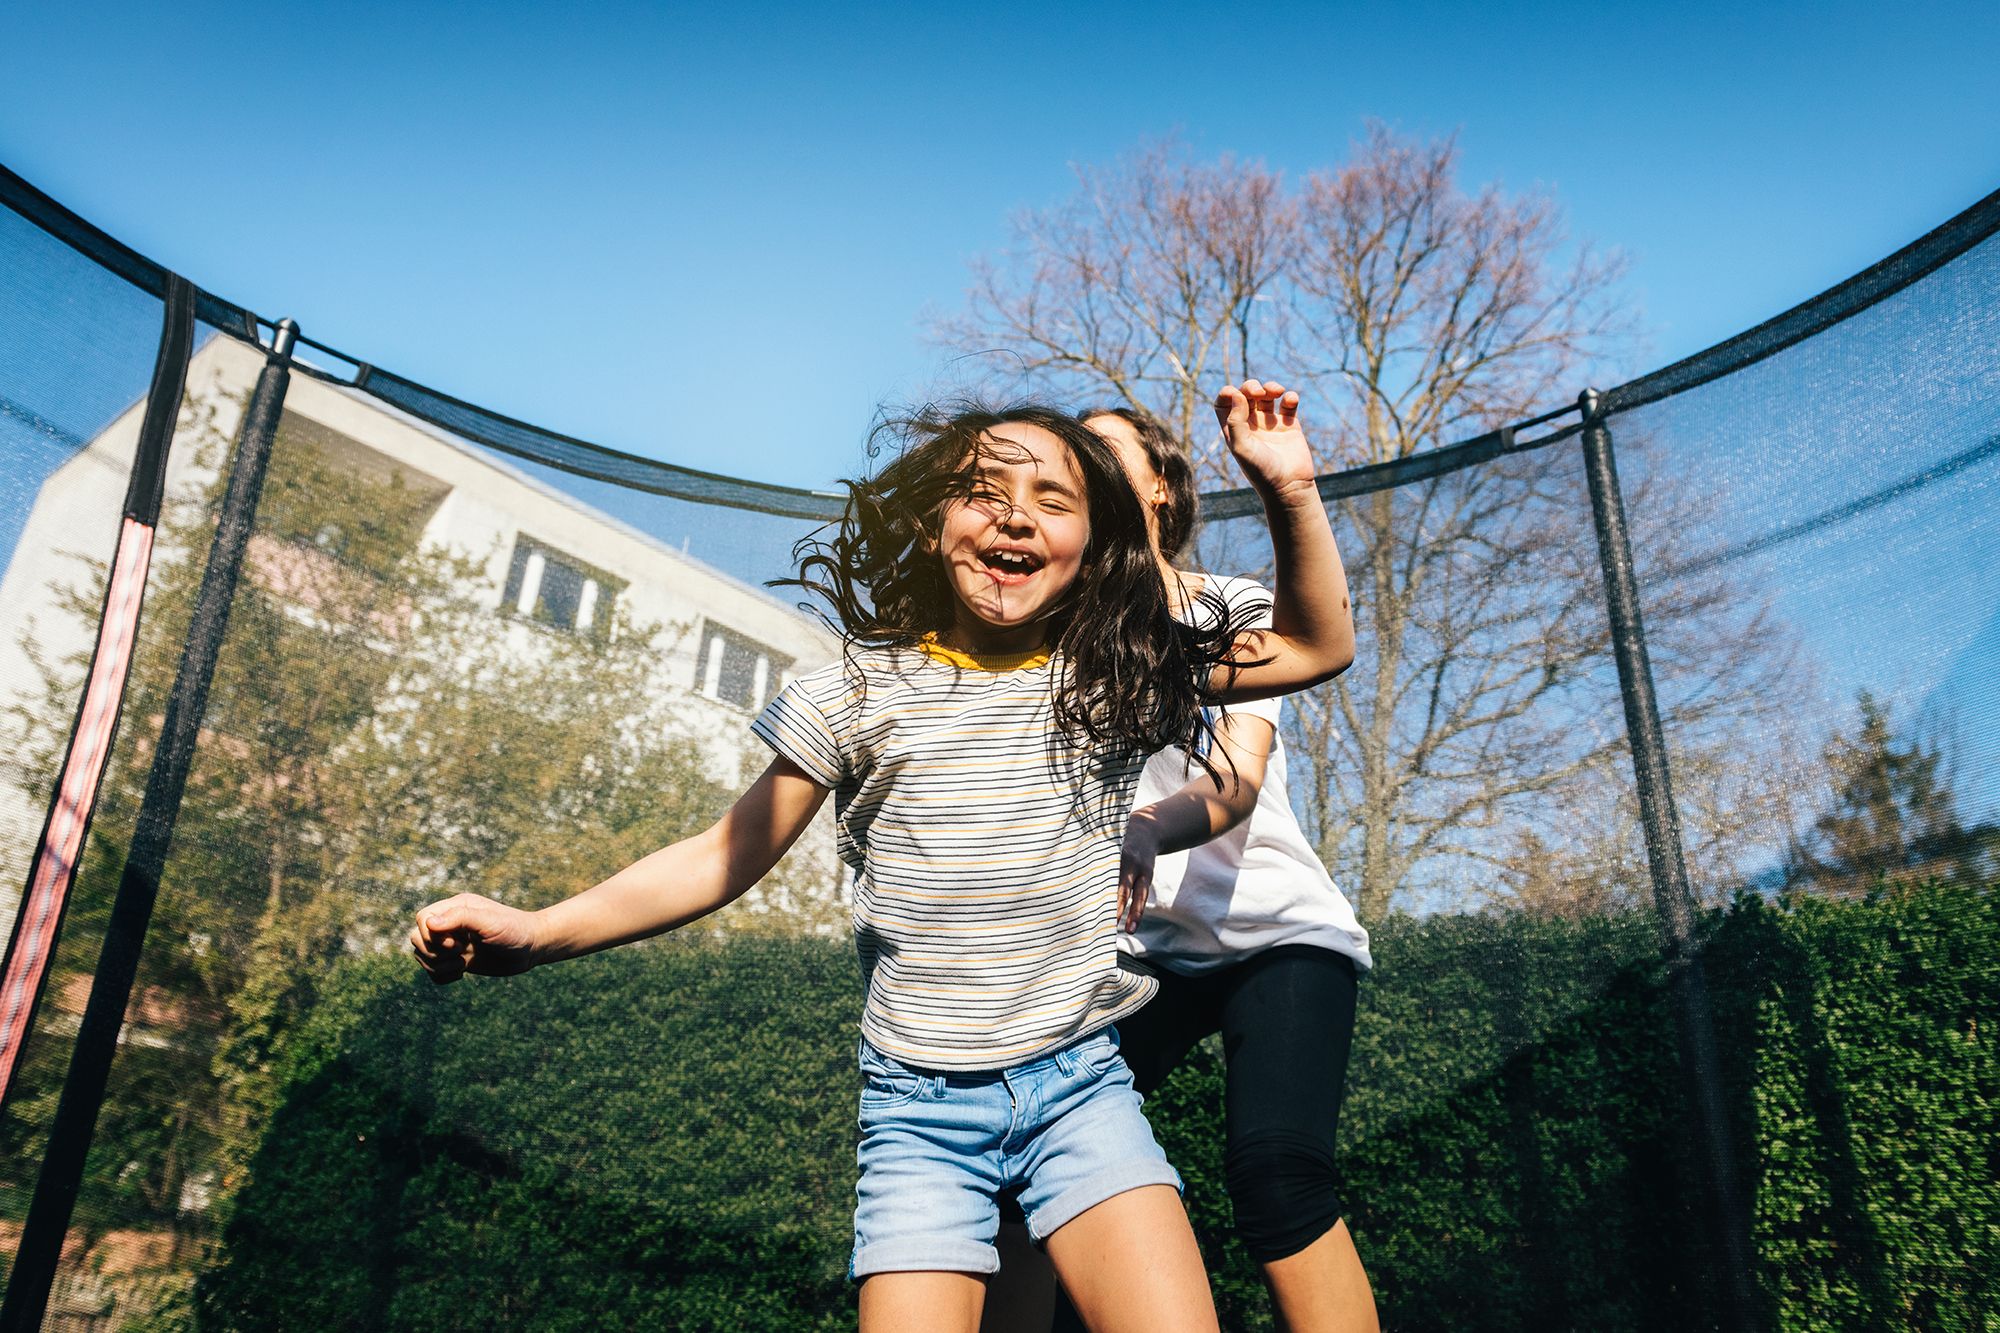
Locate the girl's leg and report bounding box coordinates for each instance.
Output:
[1261,1220,1377,1333]
[986,975,1217,1333]
[852,1043,1011,1332]
[1218,946,1376,1333]
[860,1272,988,1333]
[1042,1184,1219,1333]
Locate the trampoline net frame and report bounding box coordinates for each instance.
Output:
[1,159,1996,1331]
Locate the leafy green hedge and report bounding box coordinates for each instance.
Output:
[196,937,859,1331]
[196,880,1997,1331]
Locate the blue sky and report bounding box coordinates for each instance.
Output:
[4,0,1997,490]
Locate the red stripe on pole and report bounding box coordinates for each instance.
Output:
[0,516,156,1102]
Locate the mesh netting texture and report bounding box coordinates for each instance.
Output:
[1,164,1995,1332]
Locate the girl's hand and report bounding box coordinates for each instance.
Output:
[1215,379,1316,499]
[1118,814,1164,932]
[409,893,542,984]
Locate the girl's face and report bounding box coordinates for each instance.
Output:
[1086,413,1166,554]
[935,421,1090,653]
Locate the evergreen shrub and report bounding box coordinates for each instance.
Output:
[199,880,1997,1330]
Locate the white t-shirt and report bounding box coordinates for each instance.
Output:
[1121,574,1374,976]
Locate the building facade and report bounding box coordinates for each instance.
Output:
[0,336,842,940]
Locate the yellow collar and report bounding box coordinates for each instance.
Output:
[918,633,1052,672]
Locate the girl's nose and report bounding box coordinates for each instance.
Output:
[996,497,1035,532]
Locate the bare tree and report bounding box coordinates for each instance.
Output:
[932,141,1294,454]
[1288,127,1625,465]
[936,128,1796,918]
[1262,128,1633,914]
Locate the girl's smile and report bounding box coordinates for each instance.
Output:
[937,422,1089,656]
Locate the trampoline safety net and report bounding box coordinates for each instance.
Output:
[1,160,1995,1331]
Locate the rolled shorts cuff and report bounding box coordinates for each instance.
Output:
[1027,1157,1184,1243]
[851,1236,1001,1279]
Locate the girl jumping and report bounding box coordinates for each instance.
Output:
[987,407,1378,1333]
[409,380,1353,1333]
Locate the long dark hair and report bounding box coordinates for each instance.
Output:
[1080,407,1199,563]
[778,402,1251,761]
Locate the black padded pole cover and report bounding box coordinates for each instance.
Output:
[122,273,195,524]
[1579,393,1762,1333]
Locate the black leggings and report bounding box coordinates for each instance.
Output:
[1118,943,1359,1264]
[1042,944,1360,1328]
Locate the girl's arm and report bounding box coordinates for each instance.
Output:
[410,756,830,982]
[1208,380,1355,703]
[1117,713,1274,930]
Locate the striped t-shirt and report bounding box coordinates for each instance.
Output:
[751,638,1157,1070]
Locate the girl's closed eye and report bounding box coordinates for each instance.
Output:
[930,421,1094,654]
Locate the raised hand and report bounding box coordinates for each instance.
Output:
[1214,379,1317,498]
[409,893,543,984]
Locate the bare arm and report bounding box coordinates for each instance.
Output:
[1118,713,1274,930]
[1207,380,1355,704]
[410,756,830,981]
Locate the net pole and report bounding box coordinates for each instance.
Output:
[0,274,194,1112]
[1578,389,1761,1332]
[0,321,298,1333]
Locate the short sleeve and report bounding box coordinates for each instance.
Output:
[750,660,856,788]
[1206,575,1282,728]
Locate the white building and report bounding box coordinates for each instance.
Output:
[0,335,842,938]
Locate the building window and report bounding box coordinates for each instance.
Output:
[696,622,792,710]
[502,537,620,636]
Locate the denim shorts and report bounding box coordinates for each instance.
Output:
[850,1027,1183,1277]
